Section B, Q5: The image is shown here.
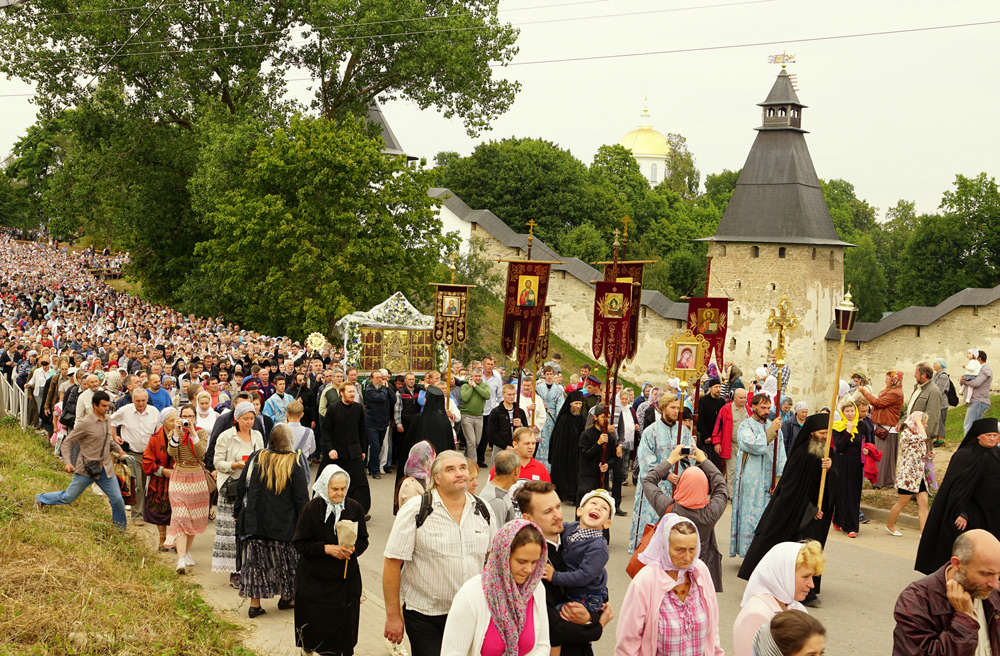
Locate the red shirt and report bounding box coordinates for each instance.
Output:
[490,457,551,483]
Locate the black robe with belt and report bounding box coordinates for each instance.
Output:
[549,391,586,503]
[393,386,455,494]
[292,496,369,656]
[738,429,838,594]
[915,440,1000,574]
[321,400,370,513]
[577,425,618,504]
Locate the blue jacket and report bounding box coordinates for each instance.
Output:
[550,521,609,598]
[364,383,395,431]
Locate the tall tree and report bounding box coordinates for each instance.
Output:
[704,168,741,214]
[844,234,888,321]
[662,133,700,198]
[871,199,918,309]
[589,144,649,212]
[179,115,449,337]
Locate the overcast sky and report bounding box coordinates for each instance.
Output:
[2,0,999,220]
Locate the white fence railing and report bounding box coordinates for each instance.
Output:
[0,373,29,429]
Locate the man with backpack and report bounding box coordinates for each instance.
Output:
[383,450,498,656]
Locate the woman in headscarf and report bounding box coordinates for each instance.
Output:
[194,391,218,434]
[885,410,931,536]
[931,357,952,442]
[860,371,905,488]
[641,444,729,591]
[615,515,722,656]
[212,401,265,581]
[780,401,809,457]
[394,385,454,491]
[142,409,175,552]
[442,519,548,656]
[831,396,863,537]
[752,610,826,656]
[732,541,825,656]
[394,441,435,513]
[547,390,586,503]
[164,404,211,573]
[235,423,310,617]
[292,465,369,655]
[722,364,744,402]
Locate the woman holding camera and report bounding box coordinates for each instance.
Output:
[164,404,211,574]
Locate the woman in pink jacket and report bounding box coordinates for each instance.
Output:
[615,514,723,656]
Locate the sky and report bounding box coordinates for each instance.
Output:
[2,0,999,219]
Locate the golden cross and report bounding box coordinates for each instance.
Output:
[526,219,537,237]
[621,215,632,243]
[765,296,798,364]
[449,251,458,283]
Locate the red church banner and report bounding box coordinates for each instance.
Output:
[533,307,551,366]
[501,260,553,366]
[432,284,473,345]
[592,281,632,369]
[687,297,728,370]
[603,261,646,361]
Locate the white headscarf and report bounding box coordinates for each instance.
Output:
[755,366,769,381]
[313,464,351,522]
[762,375,778,399]
[740,542,808,611]
[637,513,701,584]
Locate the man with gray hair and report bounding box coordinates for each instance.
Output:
[109,387,158,525]
[482,449,520,524]
[75,374,100,421]
[894,529,1000,655]
[906,362,944,438]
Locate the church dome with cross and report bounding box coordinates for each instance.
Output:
[619,104,670,185]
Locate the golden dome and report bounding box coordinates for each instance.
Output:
[619,108,670,158]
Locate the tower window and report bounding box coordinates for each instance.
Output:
[729,337,736,350]
[812,247,816,260]
[769,283,776,291]
[829,250,835,271]
[735,308,741,316]
[793,109,799,118]
[720,245,727,257]
[779,107,787,117]
[736,280,742,289]
[751,246,759,258]
[778,247,786,258]
[650,163,658,183]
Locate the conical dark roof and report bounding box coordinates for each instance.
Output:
[700,71,850,247]
[366,104,416,161]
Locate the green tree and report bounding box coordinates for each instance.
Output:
[180,115,449,337]
[557,223,610,263]
[437,138,594,245]
[589,144,649,211]
[939,173,1000,276]
[704,168,741,214]
[896,212,978,307]
[844,234,888,321]
[821,178,878,243]
[662,134,700,198]
[870,199,918,309]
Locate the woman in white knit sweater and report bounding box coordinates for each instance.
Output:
[441,519,550,656]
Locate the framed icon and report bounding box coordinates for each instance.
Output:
[517,275,539,307]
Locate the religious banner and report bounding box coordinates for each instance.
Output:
[533,307,551,366]
[501,260,554,366]
[602,261,649,361]
[432,284,472,345]
[592,281,632,369]
[663,330,711,382]
[687,297,729,370]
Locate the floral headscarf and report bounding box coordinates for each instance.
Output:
[482,519,547,656]
[637,513,701,583]
[904,410,927,436]
[403,441,435,482]
[887,371,904,388]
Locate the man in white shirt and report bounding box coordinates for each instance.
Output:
[109,388,158,524]
[383,451,498,656]
[30,356,52,427]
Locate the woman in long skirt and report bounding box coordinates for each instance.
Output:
[142,418,174,551]
[293,465,369,655]
[212,402,264,584]
[164,405,211,573]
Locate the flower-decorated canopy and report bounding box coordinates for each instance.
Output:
[334,292,445,374]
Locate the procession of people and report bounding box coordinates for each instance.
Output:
[6,231,1000,656]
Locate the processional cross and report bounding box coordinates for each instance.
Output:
[765,296,798,490]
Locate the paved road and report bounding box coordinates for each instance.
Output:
[152,463,926,655]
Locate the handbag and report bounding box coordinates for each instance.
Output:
[83,425,113,479]
[203,466,218,505]
[874,424,889,440]
[219,475,240,504]
[626,500,674,579]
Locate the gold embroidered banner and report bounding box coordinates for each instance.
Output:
[602,261,648,361]
[687,297,729,370]
[432,284,473,345]
[501,260,553,366]
[533,307,551,366]
[592,281,632,370]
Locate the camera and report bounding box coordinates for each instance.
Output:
[181,419,191,428]
[680,445,693,456]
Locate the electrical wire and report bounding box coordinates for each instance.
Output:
[16,0,774,63]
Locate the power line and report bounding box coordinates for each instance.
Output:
[17,0,774,63]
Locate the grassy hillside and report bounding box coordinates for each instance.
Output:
[0,418,254,655]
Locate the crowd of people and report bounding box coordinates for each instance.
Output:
[4,233,1000,656]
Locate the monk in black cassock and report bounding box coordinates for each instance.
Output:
[393,386,454,495]
[577,402,619,504]
[321,381,371,514]
[915,417,1000,574]
[548,390,586,503]
[697,377,727,470]
[738,413,836,604]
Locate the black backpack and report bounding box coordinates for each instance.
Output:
[946,378,960,408]
[415,490,490,528]
[60,385,79,430]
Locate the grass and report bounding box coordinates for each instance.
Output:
[104,277,141,296]
[0,423,256,656]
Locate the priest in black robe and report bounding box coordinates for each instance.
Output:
[915,417,1000,574]
[697,377,727,470]
[738,413,837,604]
[321,382,371,514]
[577,403,619,504]
[393,386,455,492]
[548,390,586,503]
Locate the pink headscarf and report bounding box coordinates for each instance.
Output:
[637,513,701,583]
[481,519,547,656]
[673,467,710,510]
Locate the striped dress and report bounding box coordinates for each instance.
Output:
[164,429,210,545]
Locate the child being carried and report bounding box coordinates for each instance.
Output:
[544,488,613,612]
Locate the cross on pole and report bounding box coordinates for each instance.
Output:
[526,219,537,259]
[765,296,798,491]
[449,251,458,283]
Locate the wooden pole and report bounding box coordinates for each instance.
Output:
[675,382,686,475]
[771,365,783,491]
[600,364,620,488]
[691,256,712,453]
[817,332,848,508]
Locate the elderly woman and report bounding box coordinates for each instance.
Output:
[164,404,211,573]
[860,371,905,488]
[781,401,809,456]
[293,465,369,655]
[235,423,310,617]
[212,401,265,581]
[442,519,549,656]
[395,441,435,513]
[931,358,952,442]
[616,515,722,656]
[642,445,729,592]
[732,541,826,656]
[885,411,931,536]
